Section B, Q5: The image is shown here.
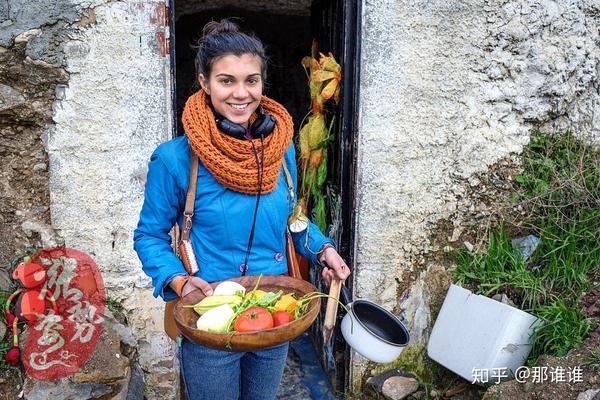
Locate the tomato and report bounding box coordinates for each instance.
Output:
[233,307,273,332]
[272,311,294,327]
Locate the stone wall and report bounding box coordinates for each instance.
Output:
[1,0,177,398]
[353,0,599,388]
[48,1,177,398]
[0,1,73,282]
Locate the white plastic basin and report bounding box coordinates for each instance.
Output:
[427,285,541,384]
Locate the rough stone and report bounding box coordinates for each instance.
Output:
[13,29,41,44]
[0,35,67,271]
[125,361,145,400]
[20,219,61,248]
[0,1,8,22]
[577,389,600,400]
[0,83,24,111]
[0,0,80,47]
[381,376,420,400]
[410,391,425,400]
[0,265,13,291]
[492,293,517,308]
[22,308,137,399]
[25,26,69,66]
[367,368,416,392]
[24,379,112,400]
[0,319,5,342]
[102,308,137,349]
[71,325,130,385]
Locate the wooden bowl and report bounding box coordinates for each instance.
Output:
[173,275,321,352]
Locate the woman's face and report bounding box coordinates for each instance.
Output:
[199,53,263,129]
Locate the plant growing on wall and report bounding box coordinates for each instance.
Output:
[290,40,341,233]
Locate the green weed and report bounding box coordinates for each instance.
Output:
[454,227,546,310]
[0,340,20,371]
[453,131,600,364]
[582,348,600,369]
[105,295,124,314]
[530,299,592,358]
[0,290,9,324]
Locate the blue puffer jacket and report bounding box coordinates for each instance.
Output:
[133,136,335,301]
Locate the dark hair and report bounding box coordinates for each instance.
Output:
[195,19,268,81]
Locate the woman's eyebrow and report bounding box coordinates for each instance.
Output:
[214,73,261,78]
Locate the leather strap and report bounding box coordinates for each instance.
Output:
[281,159,294,203]
[281,159,301,279]
[181,151,198,241]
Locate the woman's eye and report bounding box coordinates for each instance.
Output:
[248,78,259,84]
[221,79,232,84]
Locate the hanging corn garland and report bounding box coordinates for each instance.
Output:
[291,39,341,233]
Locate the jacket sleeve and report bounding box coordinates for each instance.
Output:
[133,149,187,301]
[285,144,336,264]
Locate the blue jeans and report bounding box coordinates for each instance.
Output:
[178,337,289,400]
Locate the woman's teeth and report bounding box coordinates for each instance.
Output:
[230,103,248,110]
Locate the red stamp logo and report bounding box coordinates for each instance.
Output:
[8,248,106,380]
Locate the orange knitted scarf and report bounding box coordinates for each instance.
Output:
[182,91,294,194]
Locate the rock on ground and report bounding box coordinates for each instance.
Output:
[382,376,420,400]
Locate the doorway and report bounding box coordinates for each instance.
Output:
[172,4,311,134]
[168,0,361,394]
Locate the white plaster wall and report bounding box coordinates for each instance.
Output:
[352,0,599,385]
[47,1,177,398]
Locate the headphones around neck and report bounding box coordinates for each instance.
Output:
[214,105,276,140]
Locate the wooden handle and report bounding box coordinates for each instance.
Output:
[323,277,342,331]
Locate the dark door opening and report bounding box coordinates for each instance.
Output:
[168,0,361,394]
[172,6,311,134]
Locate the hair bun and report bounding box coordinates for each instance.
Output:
[202,19,240,37]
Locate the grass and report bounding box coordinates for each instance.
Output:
[582,348,600,369]
[530,299,593,358]
[454,227,547,310]
[0,290,9,324]
[452,131,599,363]
[105,295,124,315]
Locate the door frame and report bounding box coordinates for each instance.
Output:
[166,0,363,393]
[311,0,362,393]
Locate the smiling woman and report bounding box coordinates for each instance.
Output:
[133,18,350,400]
[199,54,263,127]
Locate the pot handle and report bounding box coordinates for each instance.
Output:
[340,284,352,306]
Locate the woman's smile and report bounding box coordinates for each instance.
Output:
[228,103,250,112]
[199,54,263,128]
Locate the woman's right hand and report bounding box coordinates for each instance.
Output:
[179,276,214,298]
[181,276,212,297]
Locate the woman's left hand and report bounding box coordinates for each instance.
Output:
[319,246,351,284]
